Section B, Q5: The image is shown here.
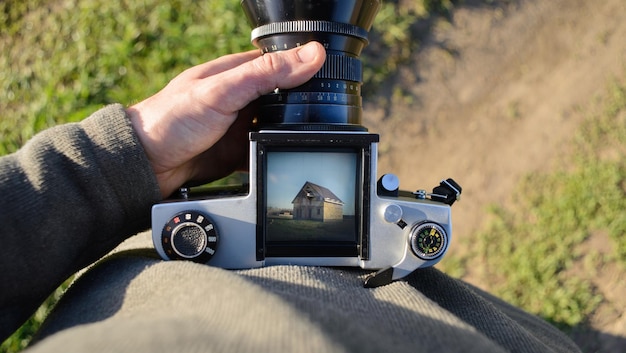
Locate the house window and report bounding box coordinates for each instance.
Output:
[317,208,321,215]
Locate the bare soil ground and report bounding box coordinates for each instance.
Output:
[362,0,626,351]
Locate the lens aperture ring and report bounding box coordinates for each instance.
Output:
[251,20,369,43]
[257,91,361,106]
[294,79,361,94]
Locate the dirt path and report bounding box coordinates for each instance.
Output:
[363,0,625,351]
[366,0,625,239]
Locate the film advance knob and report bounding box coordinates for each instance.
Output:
[161,211,218,263]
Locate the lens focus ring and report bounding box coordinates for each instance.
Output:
[251,20,369,43]
[315,54,362,82]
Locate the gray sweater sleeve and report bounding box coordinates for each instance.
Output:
[0,104,162,341]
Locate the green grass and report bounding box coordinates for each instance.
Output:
[0,0,450,154]
[0,0,251,155]
[267,218,356,242]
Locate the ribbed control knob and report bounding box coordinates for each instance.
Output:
[161,211,218,263]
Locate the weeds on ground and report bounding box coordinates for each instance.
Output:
[465,77,626,328]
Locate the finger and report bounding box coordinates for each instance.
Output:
[194,42,326,115]
[179,49,262,80]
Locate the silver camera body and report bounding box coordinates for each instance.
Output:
[152,130,460,287]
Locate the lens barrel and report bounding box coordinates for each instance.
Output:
[240,0,381,130]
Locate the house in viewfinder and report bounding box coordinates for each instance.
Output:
[291,181,344,222]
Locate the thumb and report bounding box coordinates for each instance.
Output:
[196,42,326,114]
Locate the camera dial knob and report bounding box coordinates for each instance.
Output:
[409,222,447,260]
[161,211,218,263]
[377,174,400,197]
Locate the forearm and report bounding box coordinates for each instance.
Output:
[0,104,161,341]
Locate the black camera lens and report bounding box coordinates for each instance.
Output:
[240,0,381,130]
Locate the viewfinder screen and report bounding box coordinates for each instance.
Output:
[253,131,378,259]
[265,150,359,244]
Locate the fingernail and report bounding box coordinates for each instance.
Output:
[296,42,319,63]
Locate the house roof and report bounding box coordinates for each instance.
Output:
[291,181,344,205]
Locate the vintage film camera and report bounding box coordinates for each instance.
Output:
[151,0,461,287]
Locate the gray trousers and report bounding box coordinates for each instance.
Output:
[26,248,581,353]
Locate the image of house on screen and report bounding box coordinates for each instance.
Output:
[291,181,344,222]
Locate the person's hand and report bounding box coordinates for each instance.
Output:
[127,42,326,198]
